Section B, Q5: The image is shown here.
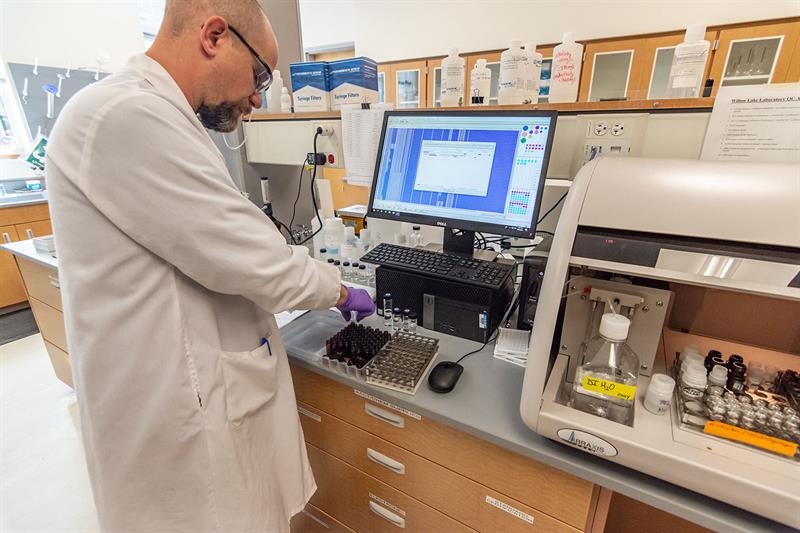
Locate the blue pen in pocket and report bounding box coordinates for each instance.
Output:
[260,337,272,356]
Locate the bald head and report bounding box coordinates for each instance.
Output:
[147,0,278,131]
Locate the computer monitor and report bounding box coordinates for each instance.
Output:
[367,110,557,255]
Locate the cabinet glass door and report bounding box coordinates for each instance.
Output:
[588,50,634,101]
[396,69,420,108]
[432,67,441,107]
[377,72,385,103]
[647,46,676,99]
[721,37,783,87]
[0,59,30,156]
[539,58,552,102]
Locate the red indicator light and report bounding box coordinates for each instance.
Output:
[327,154,335,164]
[605,239,615,244]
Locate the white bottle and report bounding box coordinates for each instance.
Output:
[266,69,284,114]
[498,40,528,105]
[523,43,543,104]
[323,218,345,259]
[549,32,583,103]
[643,373,676,416]
[356,228,372,257]
[666,24,710,99]
[280,86,292,113]
[440,48,466,107]
[469,58,492,106]
[340,226,358,262]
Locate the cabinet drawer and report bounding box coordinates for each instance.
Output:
[0,203,49,226]
[291,503,355,533]
[43,339,73,388]
[17,258,61,310]
[29,297,67,352]
[14,219,52,240]
[299,402,579,533]
[291,364,595,530]
[307,443,476,533]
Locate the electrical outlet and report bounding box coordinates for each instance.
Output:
[611,122,625,136]
[313,123,334,136]
[594,121,609,136]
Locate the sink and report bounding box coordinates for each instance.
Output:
[0,192,46,205]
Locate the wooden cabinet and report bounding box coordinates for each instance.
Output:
[379,60,429,109]
[0,224,26,307]
[291,364,605,531]
[579,37,649,102]
[0,202,51,309]
[290,504,355,533]
[709,19,800,96]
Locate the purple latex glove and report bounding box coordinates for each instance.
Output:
[337,286,376,322]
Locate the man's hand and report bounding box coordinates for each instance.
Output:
[336,285,376,322]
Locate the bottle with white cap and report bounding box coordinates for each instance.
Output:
[643,373,676,415]
[440,48,466,107]
[498,40,528,105]
[280,86,292,113]
[266,69,284,114]
[666,24,710,99]
[469,58,492,106]
[549,32,583,103]
[571,312,640,424]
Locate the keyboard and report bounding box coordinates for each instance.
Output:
[359,243,514,288]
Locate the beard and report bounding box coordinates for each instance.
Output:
[197,101,245,132]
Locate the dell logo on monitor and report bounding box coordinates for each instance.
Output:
[436,221,447,227]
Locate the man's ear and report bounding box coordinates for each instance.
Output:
[199,16,229,58]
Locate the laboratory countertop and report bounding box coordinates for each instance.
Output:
[3,242,790,532]
[1,239,57,269]
[0,193,48,208]
[282,310,792,533]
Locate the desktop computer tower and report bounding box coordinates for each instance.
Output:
[376,266,514,343]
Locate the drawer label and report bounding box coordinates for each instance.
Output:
[354,389,422,420]
[704,421,798,457]
[485,495,534,525]
[369,492,406,516]
[581,376,637,401]
[297,405,321,422]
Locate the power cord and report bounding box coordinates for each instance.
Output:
[454,286,520,365]
[537,192,567,225]
[298,130,324,245]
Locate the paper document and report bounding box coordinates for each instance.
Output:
[701,84,800,163]
[340,103,393,186]
[276,310,308,329]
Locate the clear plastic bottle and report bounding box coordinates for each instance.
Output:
[280,86,292,113]
[498,40,528,105]
[402,309,411,331]
[440,48,466,107]
[341,226,358,262]
[666,24,710,99]
[392,307,402,331]
[358,264,368,285]
[266,69,284,114]
[383,293,393,327]
[680,361,708,402]
[409,226,423,247]
[571,313,640,424]
[341,261,352,282]
[549,32,583,104]
[523,42,542,104]
[319,248,328,262]
[470,58,492,106]
[324,218,345,260]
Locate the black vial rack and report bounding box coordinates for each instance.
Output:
[324,323,392,370]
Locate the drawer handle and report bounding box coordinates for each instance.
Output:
[2,232,10,244]
[26,229,34,239]
[367,448,406,475]
[364,403,405,428]
[300,508,331,529]
[369,501,405,529]
[47,274,60,289]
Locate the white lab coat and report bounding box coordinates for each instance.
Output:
[46,54,341,532]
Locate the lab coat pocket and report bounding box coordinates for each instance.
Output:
[220,340,278,428]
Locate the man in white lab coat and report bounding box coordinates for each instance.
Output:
[45,1,374,531]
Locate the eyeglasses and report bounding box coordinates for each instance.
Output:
[228,25,273,93]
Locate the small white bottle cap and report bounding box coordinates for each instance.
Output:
[344,226,356,240]
[273,69,281,78]
[709,364,728,382]
[649,373,676,395]
[359,228,370,241]
[681,352,704,368]
[510,40,523,49]
[449,47,459,57]
[599,313,630,341]
[685,24,706,43]
[525,42,537,51]
[562,31,576,43]
[476,58,487,68]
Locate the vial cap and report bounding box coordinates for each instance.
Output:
[648,373,676,394]
[449,47,459,57]
[320,248,327,253]
[327,258,334,263]
[334,260,341,265]
[412,226,421,230]
[476,58,487,68]
[598,313,630,341]
[524,42,538,51]
[384,293,392,298]
[709,365,728,382]
[342,262,350,267]
[562,31,576,43]
[359,265,366,270]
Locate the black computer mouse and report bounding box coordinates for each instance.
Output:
[428,361,464,394]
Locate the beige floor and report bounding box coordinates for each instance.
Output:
[0,334,100,532]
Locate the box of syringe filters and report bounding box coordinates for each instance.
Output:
[328,57,379,109]
[289,61,330,112]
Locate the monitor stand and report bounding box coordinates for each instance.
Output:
[442,229,476,257]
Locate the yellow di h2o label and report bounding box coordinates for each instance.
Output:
[581,376,637,401]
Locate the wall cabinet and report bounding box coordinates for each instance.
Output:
[709,20,800,95]
[640,30,717,100]
[0,224,27,307]
[379,60,429,109]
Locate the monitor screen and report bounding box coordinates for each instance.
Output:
[367,111,556,238]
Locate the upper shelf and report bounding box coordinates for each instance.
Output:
[246,98,715,121]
